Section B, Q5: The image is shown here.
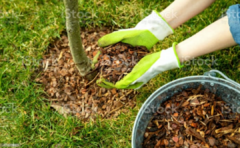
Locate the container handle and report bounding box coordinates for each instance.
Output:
[206,69,240,88]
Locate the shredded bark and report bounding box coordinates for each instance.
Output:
[143,85,240,148]
[35,28,148,121]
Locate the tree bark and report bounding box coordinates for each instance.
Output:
[63,0,91,77]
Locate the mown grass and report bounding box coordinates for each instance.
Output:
[0,0,239,147]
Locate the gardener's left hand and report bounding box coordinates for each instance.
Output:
[97,43,183,89]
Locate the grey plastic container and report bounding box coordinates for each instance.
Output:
[132,70,240,148]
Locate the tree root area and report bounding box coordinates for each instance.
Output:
[35,28,148,121]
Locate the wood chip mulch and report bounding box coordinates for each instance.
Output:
[143,85,240,148]
[35,28,148,121]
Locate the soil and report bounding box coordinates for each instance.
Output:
[35,28,148,121]
[143,85,240,148]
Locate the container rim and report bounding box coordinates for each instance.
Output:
[131,74,240,148]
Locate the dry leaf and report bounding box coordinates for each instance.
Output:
[51,104,71,117]
[86,46,91,52]
[172,136,178,143]
[208,137,215,146]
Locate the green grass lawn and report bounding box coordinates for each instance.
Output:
[0,0,239,147]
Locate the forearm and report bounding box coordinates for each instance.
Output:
[160,0,216,29]
[176,16,237,62]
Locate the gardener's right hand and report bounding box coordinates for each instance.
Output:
[98,11,174,50]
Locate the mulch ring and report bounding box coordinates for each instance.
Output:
[35,27,149,121]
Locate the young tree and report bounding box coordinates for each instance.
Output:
[63,0,92,77]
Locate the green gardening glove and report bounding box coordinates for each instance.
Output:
[98,10,174,50]
[97,43,183,89]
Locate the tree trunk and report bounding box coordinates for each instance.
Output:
[63,0,91,77]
